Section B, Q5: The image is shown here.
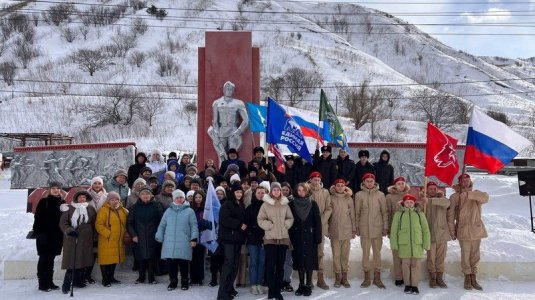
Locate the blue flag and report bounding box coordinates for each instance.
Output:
[200,179,221,253]
[246,103,267,133]
[266,97,312,163]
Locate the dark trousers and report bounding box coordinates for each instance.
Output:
[168,259,189,285]
[190,244,206,284]
[217,243,241,300]
[138,259,155,281]
[37,254,56,288]
[265,244,288,299]
[210,251,224,283]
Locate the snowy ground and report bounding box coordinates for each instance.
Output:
[1,169,535,298]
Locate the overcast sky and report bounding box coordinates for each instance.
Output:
[314,0,535,59]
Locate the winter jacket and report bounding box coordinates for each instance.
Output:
[276,164,299,189]
[313,150,338,189]
[87,188,107,212]
[105,178,130,206]
[245,195,265,246]
[218,199,246,244]
[328,186,356,240]
[59,204,96,269]
[162,159,184,185]
[33,194,65,256]
[373,150,395,195]
[447,183,489,241]
[95,202,128,265]
[126,192,139,210]
[336,155,356,189]
[354,183,388,238]
[295,160,314,184]
[310,184,332,236]
[127,153,147,188]
[289,198,322,271]
[258,194,294,245]
[220,158,247,178]
[421,191,450,243]
[354,161,375,192]
[390,207,431,259]
[148,159,167,176]
[155,192,173,211]
[386,184,411,231]
[127,199,163,260]
[155,201,198,260]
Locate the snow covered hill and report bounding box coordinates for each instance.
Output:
[0,0,534,153]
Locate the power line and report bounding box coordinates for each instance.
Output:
[274,0,534,4]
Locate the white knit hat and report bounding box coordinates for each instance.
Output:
[186,190,195,199]
[90,176,103,186]
[172,189,185,199]
[152,149,162,156]
[230,174,241,184]
[259,181,271,193]
[215,186,226,196]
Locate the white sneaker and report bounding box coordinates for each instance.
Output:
[250,285,259,295]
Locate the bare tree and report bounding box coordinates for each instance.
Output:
[139,96,164,127]
[282,67,322,106]
[72,48,110,76]
[262,75,285,101]
[338,80,384,131]
[46,3,75,26]
[406,84,462,129]
[128,50,145,68]
[0,61,17,86]
[60,26,77,42]
[182,101,198,126]
[83,86,140,127]
[155,52,180,77]
[78,26,89,40]
[131,17,148,37]
[12,38,39,69]
[110,33,137,57]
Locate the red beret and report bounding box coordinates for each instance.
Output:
[362,173,375,181]
[333,178,346,185]
[458,173,470,182]
[394,176,406,184]
[403,194,417,202]
[427,181,438,188]
[309,172,322,179]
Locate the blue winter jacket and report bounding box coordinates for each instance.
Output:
[155,201,199,260]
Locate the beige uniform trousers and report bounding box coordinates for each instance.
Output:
[459,239,481,275]
[427,242,447,273]
[401,258,421,287]
[391,249,402,280]
[361,237,383,273]
[331,239,351,274]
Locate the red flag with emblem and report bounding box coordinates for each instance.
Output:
[425,122,459,186]
[269,144,286,174]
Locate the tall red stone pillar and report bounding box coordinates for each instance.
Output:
[197,32,260,168]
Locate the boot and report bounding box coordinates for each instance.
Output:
[84,266,95,284]
[110,264,121,284]
[73,269,87,288]
[62,270,72,294]
[294,284,306,296]
[429,272,437,288]
[436,272,448,288]
[333,273,341,288]
[373,271,385,289]
[316,272,329,290]
[167,279,178,291]
[303,284,312,296]
[341,272,350,288]
[470,274,482,291]
[209,272,218,287]
[394,279,404,287]
[360,271,371,288]
[463,274,472,290]
[100,265,111,287]
[48,271,59,290]
[38,272,51,292]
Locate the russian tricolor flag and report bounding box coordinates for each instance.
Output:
[465,107,531,174]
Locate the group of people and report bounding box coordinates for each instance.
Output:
[32,145,489,299]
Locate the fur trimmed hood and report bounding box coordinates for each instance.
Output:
[262,194,289,206]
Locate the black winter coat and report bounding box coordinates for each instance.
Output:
[289,198,322,271]
[220,159,248,178]
[245,196,265,246]
[33,194,65,256]
[354,161,375,192]
[276,164,299,189]
[127,199,163,260]
[336,155,356,188]
[313,150,338,189]
[295,160,314,184]
[218,199,246,244]
[127,153,147,188]
[374,150,394,195]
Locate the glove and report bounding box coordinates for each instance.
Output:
[67,231,79,238]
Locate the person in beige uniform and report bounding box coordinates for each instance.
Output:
[354,173,388,289]
[328,178,356,288]
[447,174,489,291]
[420,181,450,289]
[309,172,332,290]
[385,176,410,287]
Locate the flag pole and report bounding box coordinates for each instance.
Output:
[423,176,428,214]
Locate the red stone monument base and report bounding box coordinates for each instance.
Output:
[197,32,260,167]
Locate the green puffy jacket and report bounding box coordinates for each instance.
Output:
[390,207,430,259]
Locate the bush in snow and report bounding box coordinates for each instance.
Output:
[155,52,180,77]
[0,61,17,86]
[108,33,137,58]
[82,85,140,127]
[128,50,146,68]
[78,26,89,40]
[71,48,110,76]
[182,101,198,126]
[1,13,30,37]
[60,26,77,43]
[131,17,148,37]
[45,3,76,26]
[12,38,39,69]
[487,109,510,126]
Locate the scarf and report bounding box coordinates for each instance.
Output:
[70,202,89,229]
[293,196,312,221]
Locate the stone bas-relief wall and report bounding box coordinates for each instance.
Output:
[337,143,466,187]
[11,145,135,189]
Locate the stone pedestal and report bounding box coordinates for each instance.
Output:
[197,32,260,167]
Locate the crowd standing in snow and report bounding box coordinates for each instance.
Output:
[31,145,489,299]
